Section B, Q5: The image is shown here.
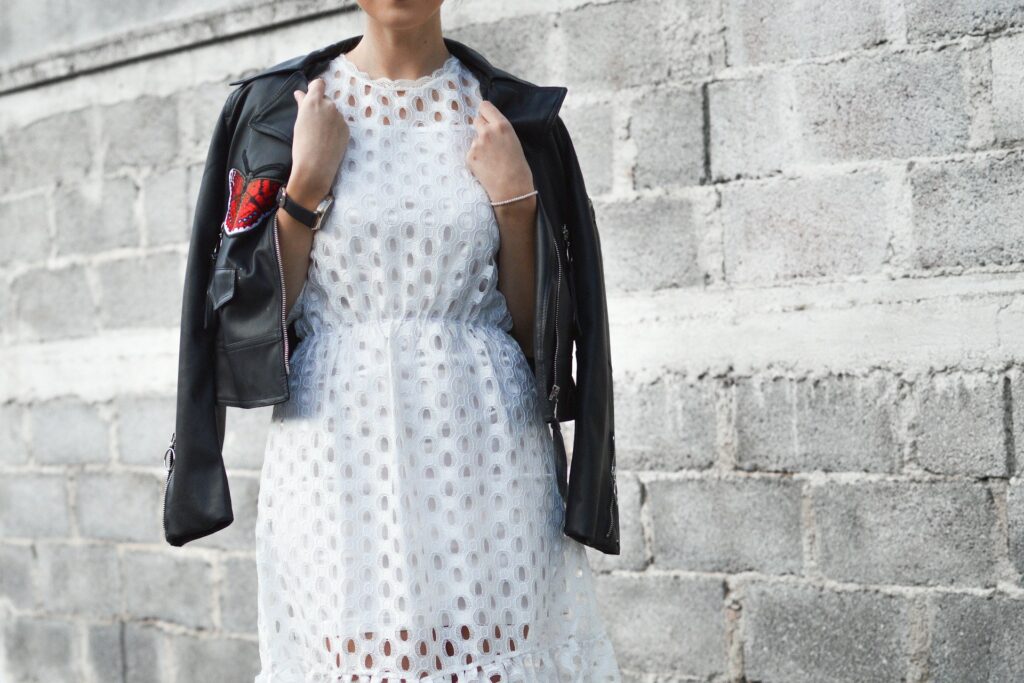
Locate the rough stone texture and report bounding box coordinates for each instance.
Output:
[725,0,888,65]
[4,1,1024,681]
[904,0,1024,41]
[75,472,164,542]
[0,614,81,682]
[736,374,899,473]
[721,171,894,283]
[1004,479,1024,577]
[0,403,29,465]
[121,550,215,628]
[123,622,166,683]
[991,33,1024,144]
[710,50,971,178]
[167,631,260,683]
[31,397,109,465]
[11,265,97,341]
[915,373,1008,476]
[615,373,717,472]
[220,556,259,633]
[789,50,972,163]
[36,542,121,618]
[0,543,36,609]
[594,195,710,292]
[811,481,999,586]
[927,593,1024,682]
[116,394,176,466]
[142,164,192,247]
[648,476,803,574]
[84,622,125,683]
[102,95,180,170]
[449,12,558,89]
[0,474,70,538]
[708,71,796,180]
[560,0,722,90]
[596,573,726,678]
[54,175,139,257]
[0,194,50,266]
[180,82,234,157]
[742,581,910,683]
[590,473,645,573]
[560,101,616,196]
[96,251,182,329]
[0,109,93,192]
[631,85,705,189]
[909,152,1024,269]
[0,0,243,69]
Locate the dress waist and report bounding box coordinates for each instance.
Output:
[294,303,515,341]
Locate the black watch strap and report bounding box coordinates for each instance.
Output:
[276,186,317,228]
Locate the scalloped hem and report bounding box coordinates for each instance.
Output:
[253,634,622,683]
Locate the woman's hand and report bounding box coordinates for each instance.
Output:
[466,100,537,217]
[288,78,350,206]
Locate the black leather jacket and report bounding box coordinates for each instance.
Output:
[163,34,619,555]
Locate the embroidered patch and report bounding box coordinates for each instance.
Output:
[222,167,282,236]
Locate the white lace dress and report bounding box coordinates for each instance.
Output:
[254,51,622,683]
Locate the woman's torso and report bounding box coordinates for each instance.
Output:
[287,52,514,345]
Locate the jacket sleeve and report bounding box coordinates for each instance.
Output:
[163,88,241,546]
[552,116,620,555]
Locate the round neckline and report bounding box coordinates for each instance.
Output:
[335,52,459,88]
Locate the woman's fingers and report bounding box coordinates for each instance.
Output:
[474,99,509,133]
[474,99,492,126]
[478,99,513,131]
[294,78,328,105]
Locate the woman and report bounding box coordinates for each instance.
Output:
[173,0,622,679]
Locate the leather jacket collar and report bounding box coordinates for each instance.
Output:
[228,34,567,143]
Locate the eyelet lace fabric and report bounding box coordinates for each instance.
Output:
[254,53,623,682]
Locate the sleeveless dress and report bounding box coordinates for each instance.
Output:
[254,51,622,683]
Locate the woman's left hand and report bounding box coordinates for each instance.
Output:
[466,100,536,208]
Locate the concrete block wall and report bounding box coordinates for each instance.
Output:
[2,0,1024,681]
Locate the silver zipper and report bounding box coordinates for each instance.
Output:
[547,221,563,405]
[212,230,223,262]
[271,211,290,375]
[161,431,176,538]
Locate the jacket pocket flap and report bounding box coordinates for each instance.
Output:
[209,267,236,311]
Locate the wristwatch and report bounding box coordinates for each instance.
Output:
[276,185,334,232]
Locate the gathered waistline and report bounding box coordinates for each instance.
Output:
[295,315,514,343]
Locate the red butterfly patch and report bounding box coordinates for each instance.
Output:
[222,167,282,236]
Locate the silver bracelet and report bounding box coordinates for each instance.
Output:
[490,189,538,207]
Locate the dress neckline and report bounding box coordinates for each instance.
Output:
[335,51,460,89]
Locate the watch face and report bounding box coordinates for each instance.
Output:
[312,195,334,231]
[276,185,286,207]
[317,195,334,215]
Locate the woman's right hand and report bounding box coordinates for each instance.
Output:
[287,77,349,206]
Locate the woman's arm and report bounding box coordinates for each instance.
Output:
[466,100,539,356]
[277,78,350,320]
[276,183,320,320]
[493,196,538,357]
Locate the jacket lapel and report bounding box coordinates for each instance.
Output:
[240,35,567,145]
